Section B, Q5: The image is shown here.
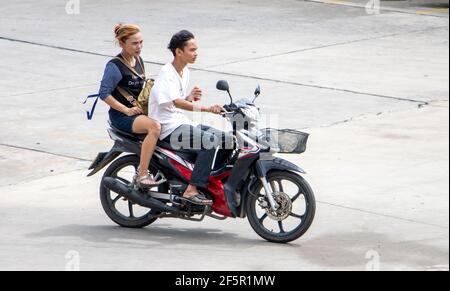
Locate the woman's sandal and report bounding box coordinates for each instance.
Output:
[135,173,159,189]
[182,193,213,205]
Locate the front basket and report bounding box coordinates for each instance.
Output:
[260,128,309,154]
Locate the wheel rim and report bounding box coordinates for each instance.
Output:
[253,176,311,236]
[104,160,156,221]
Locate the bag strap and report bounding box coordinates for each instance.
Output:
[114,56,145,80]
[116,86,139,107]
[136,56,146,76]
[83,94,100,120]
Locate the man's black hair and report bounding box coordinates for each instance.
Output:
[168,30,195,56]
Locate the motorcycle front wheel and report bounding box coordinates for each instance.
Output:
[246,171,316,243]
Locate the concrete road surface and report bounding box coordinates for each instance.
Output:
[0,0,448,271]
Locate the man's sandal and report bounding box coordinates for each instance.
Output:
[181,193,213,205]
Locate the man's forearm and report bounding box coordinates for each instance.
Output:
[174,99,209,112]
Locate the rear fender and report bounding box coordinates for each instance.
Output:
[87,150,121,177]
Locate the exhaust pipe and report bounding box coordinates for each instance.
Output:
[102,177,180,214]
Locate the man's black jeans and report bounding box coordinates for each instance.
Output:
[163,124,232,188]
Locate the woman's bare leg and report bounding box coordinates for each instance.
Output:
[132,115,161,178]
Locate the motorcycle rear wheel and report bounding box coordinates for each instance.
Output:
[100,154,164,228]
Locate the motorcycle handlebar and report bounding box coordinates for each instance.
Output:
[223,104,233,112]
[221,104,238,117]
[220,111,233,117]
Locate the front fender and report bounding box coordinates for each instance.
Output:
[255,158,306,178]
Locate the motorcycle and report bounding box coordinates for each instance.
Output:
[87,80,316,243]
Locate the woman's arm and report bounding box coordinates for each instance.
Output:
[104,95,142,116]
[98,62,142,116]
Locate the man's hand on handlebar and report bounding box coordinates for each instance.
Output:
[208,105,224,115]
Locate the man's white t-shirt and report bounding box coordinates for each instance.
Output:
[149,63,195,140]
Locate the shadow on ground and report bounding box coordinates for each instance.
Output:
[24,223,278,250]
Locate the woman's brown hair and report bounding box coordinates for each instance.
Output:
[114,23,141,43]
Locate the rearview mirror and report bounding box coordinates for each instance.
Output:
[216,80,230,92]
[254,85,261,97]
[252,85,261,103]
[216,80,233,104]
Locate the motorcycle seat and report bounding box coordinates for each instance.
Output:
[156,140,198,163]
[108,123,198,162]
[108,123,147,142]
[110,122,234,165]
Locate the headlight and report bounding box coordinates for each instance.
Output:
[241,106,260,123]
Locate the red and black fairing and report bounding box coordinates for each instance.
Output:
[151,146,232,216]
[152,145,260,217]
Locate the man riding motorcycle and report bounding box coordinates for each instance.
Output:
[149,30,231,205]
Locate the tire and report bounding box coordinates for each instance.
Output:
[100,154,165,228]
[246,171,316,243]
